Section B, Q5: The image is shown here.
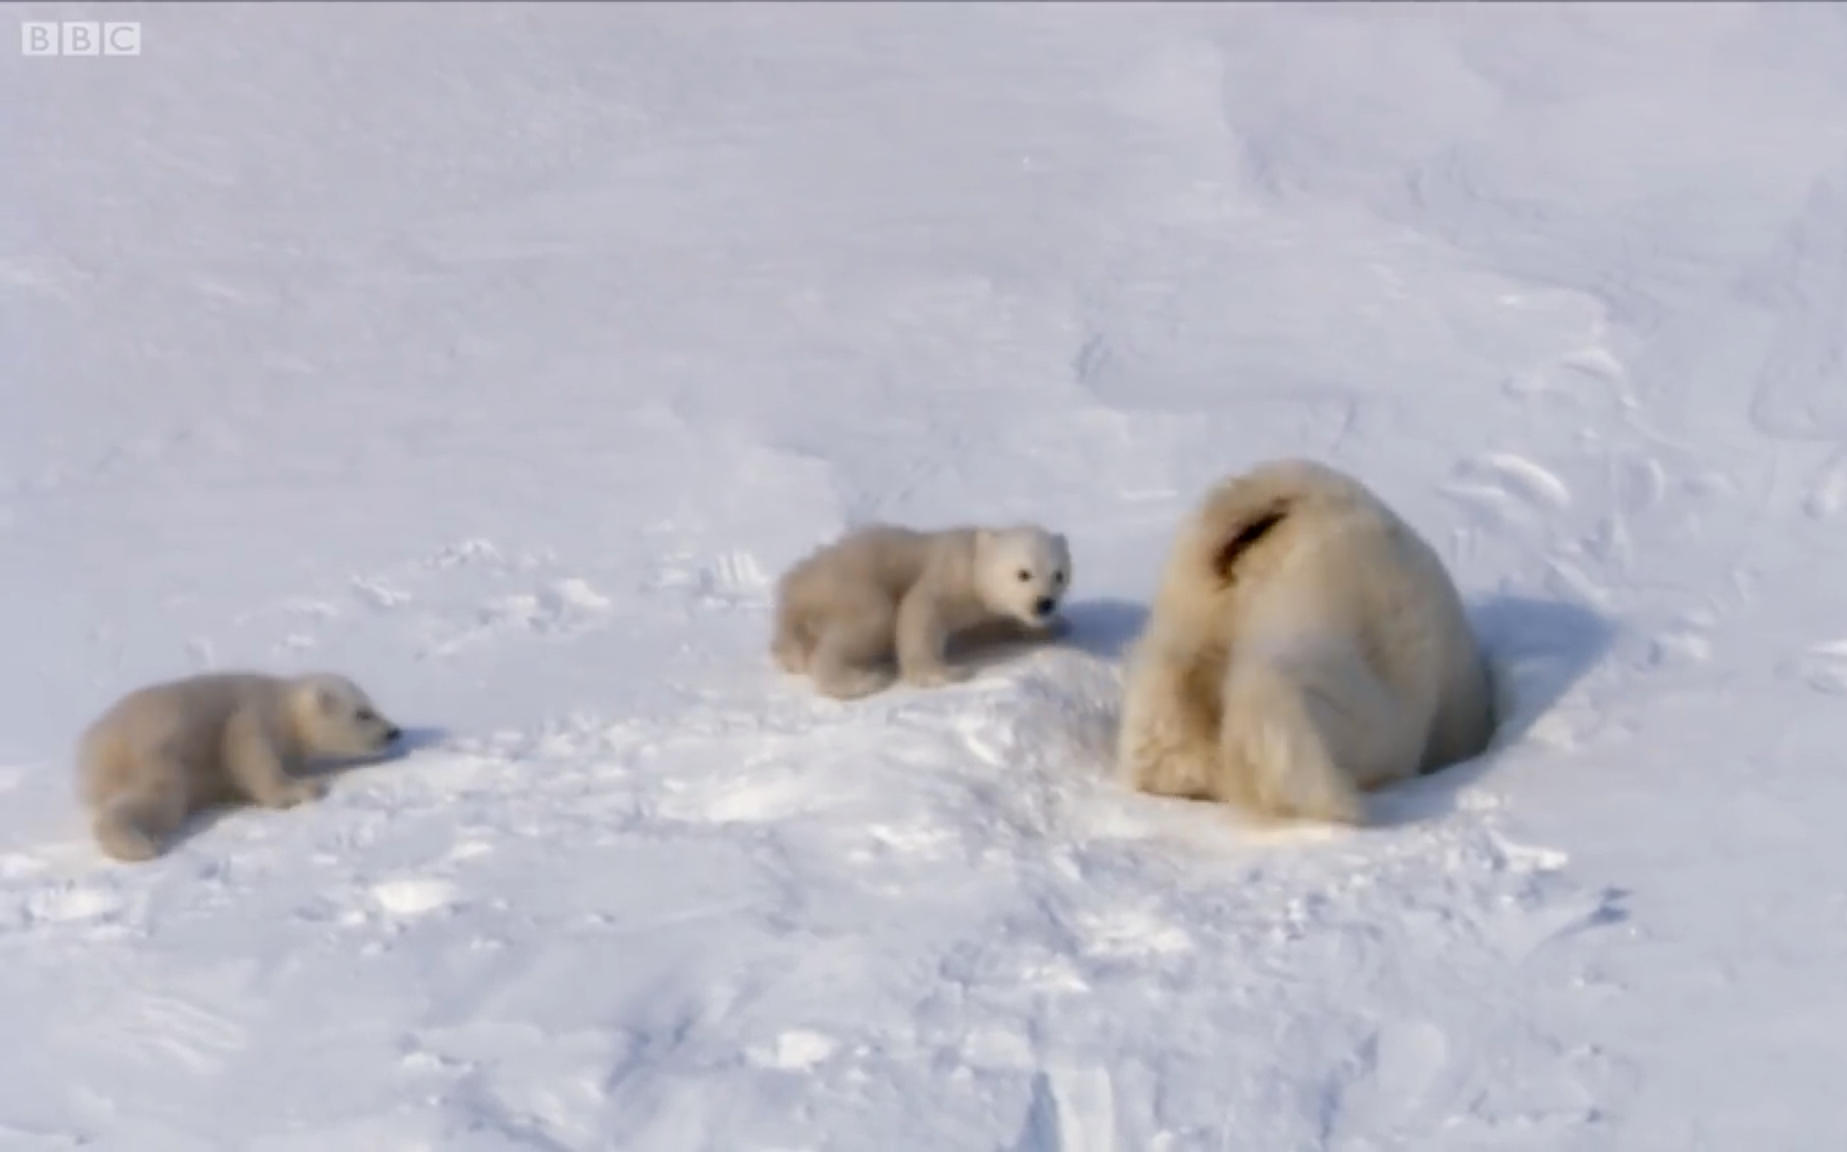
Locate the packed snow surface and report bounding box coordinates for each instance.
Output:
[6,2,1847,1148]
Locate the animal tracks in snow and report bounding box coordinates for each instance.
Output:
[1014,1065,1119,1152]
[1745,176,1847,443]
[1783,639,1847,696]
[421,576,615,658]
[107,991,250,1077]
[225,539,783,661]
[656,770,825,826]
[370,876,463,918]
[746,1028,838,1072]
[1801,450,1847,520]
[22,882,124,927]
[350,576,412,610]
[1073,906,1192,962]
[644,549,771,607]
[220,538,627,660]
[1321,1018,1455,1147]
[1441,452,1573,529]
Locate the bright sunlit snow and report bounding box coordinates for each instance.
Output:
[5,2,1847,1148]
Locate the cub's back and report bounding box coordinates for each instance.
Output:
[785,525,964,602]
[77,673,285,799]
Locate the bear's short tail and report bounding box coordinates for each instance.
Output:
[1185,458,1380,586]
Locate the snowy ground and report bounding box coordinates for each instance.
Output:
[4,1,1847,1147]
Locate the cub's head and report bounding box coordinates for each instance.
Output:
[289,673,402,759]
[973,526,1072,626]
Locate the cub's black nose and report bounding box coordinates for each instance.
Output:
[385,726,404,743]
[1034,597,1055,617]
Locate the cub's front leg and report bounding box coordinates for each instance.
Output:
[894,581,968,689]
[224,709,327,808]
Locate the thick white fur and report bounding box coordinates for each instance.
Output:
[1117,458,1493,824]
[76,671,401,862]
[772,523,1073,699]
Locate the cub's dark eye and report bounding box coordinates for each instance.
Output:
[357,709,376,722]
[1016,569,1031,582]
[1053,571,1066,585]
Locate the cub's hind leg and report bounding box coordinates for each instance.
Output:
[92,757,191,862]
[809,591,899,700]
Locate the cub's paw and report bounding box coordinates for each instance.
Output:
[95,814,162,863]
[814,666,895,701]
[901,662,971,690]
[771,638,809,675]
[274,778,329,808]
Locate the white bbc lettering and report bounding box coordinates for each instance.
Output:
[19,22,56,56]
[60,21,99,56]
[103,22,140,56]
[18,20,140,56]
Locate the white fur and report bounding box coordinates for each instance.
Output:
[772,522,1073,698]
[1117,458,1494,824]
[76,671,402,862]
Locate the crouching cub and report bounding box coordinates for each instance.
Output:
[1118,458,1494,825]
[772,523,1073,699]
[77,671,403,862]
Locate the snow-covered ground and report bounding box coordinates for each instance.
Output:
[5,1,1847,1147]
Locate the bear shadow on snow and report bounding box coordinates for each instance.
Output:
[161,725,449,855]
[1056,597,1151,660]
[1371,594,1618,827]
[297,723,448,784]
[944,596,1150,673]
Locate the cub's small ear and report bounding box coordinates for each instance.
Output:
[1055,533,1069,551]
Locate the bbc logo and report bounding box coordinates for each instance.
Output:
[20,21,142,57]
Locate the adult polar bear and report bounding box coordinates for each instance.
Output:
[1117,458,1494,825]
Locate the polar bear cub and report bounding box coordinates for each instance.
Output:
[76,671,402,862]
[773,523,1072,699]
[1117,458,1493,825]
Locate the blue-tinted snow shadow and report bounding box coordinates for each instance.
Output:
[1371,594,1619,826]
[1055,597,1148,660]
[385,724,452,757]
[299,723,454,797]
[300,723,451,783]
[945,597,1148,672]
